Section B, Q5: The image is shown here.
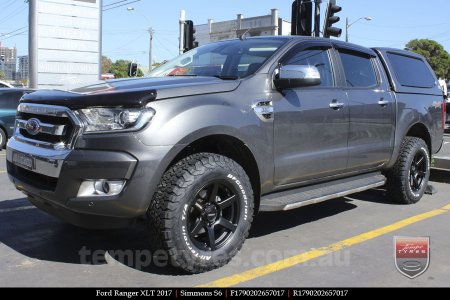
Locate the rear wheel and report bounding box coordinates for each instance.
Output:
[386,137,430,204]
[148,153,254,273]
[0,128,6,149]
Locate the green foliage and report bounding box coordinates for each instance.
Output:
[0,71,5,80]
[110,60,131,78]
[109,60,145,78]
[101,56,113,74]
[405,39,450,78]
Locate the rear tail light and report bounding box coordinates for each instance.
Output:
[443,100,446,130]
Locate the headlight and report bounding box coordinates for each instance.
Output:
[76,107,155,133]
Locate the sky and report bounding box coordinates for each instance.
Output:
[0,0,450,69]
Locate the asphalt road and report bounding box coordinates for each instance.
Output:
[0,149,449,287]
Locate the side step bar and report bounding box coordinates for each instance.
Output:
[260,172,386,212]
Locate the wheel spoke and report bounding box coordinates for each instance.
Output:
[412,174,419,189]
[409,172,415,187]
[190,219,205,235]
[217,217,237,232]
[415,156,424,167]
[217,195,237,210]
[207,183,219,203]
[207,226,216,250]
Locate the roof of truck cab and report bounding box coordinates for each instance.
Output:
[239,36,379,56]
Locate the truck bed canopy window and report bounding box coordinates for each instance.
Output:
[387,52,435,88]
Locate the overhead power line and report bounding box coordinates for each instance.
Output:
[1,29,28,41]
[103,0,130,8]
[0,26,28,38]
[103,0,141,12]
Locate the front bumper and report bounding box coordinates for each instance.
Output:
[6,137,173,228]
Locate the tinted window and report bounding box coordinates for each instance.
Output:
[284,48,334,87]
[387,53,435,88]
[339,51,378,88]
[0,91,22,109]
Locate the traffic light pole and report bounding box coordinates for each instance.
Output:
[314,0,321,37]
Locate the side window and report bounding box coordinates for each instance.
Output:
[386,53,435,88]
[338,50,378,88]
[283,47,335,87]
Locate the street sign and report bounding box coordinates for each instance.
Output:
[29,0,102,89]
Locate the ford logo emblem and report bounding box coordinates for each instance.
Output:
[25,118,41,136]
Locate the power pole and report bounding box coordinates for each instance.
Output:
[345,17,349,42]
[179,10,186,55]
[148,27,154,71]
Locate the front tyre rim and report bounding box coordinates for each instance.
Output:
[409,150,427,193]
[187,180,241,251]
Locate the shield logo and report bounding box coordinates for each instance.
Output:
[394,236,430,279]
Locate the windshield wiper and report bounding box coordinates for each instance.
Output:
[213,75,239,80]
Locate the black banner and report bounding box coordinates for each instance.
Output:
[1,288,443,297]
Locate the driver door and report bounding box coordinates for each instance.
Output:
[273,42,349,185]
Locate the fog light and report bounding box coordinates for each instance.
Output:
[77,180,126,197]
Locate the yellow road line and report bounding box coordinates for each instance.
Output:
[198,204,450,288]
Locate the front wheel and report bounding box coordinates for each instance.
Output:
[386,137,430,204]
[148,153,254,273]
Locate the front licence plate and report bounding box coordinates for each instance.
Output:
[12,152,35,171]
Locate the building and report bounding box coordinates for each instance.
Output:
[18,55,29,81]
[0,43,17,80]
[195,9,291,46]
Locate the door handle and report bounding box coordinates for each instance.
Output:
[378,98,389,107]
[329,100,344,110]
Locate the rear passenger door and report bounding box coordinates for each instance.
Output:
[335,46,395,171]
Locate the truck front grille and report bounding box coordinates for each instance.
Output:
[14,103,82,150]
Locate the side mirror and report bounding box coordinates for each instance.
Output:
[274,65,321,90]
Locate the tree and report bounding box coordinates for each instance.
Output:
[405,39,450,79]
[110,59,145,78]
[102,56,113,74]
[110,60,132,78]
[0,71,5,80]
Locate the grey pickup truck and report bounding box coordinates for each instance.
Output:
[6,37,445,273]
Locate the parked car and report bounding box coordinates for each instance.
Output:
[0,88,35,148]
[447,84,450,124]
[0,80,13,88]
[6,37,444,273]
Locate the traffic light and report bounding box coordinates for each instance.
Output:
[291,0,312,36]
[323,0,342,38]
[128,62,138,77]
[183,20,197,52]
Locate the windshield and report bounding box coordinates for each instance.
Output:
[148,38,288,79]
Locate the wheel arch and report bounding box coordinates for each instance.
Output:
[405,122,432,156]
[385,121,433,169]
[164,133,262,214]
